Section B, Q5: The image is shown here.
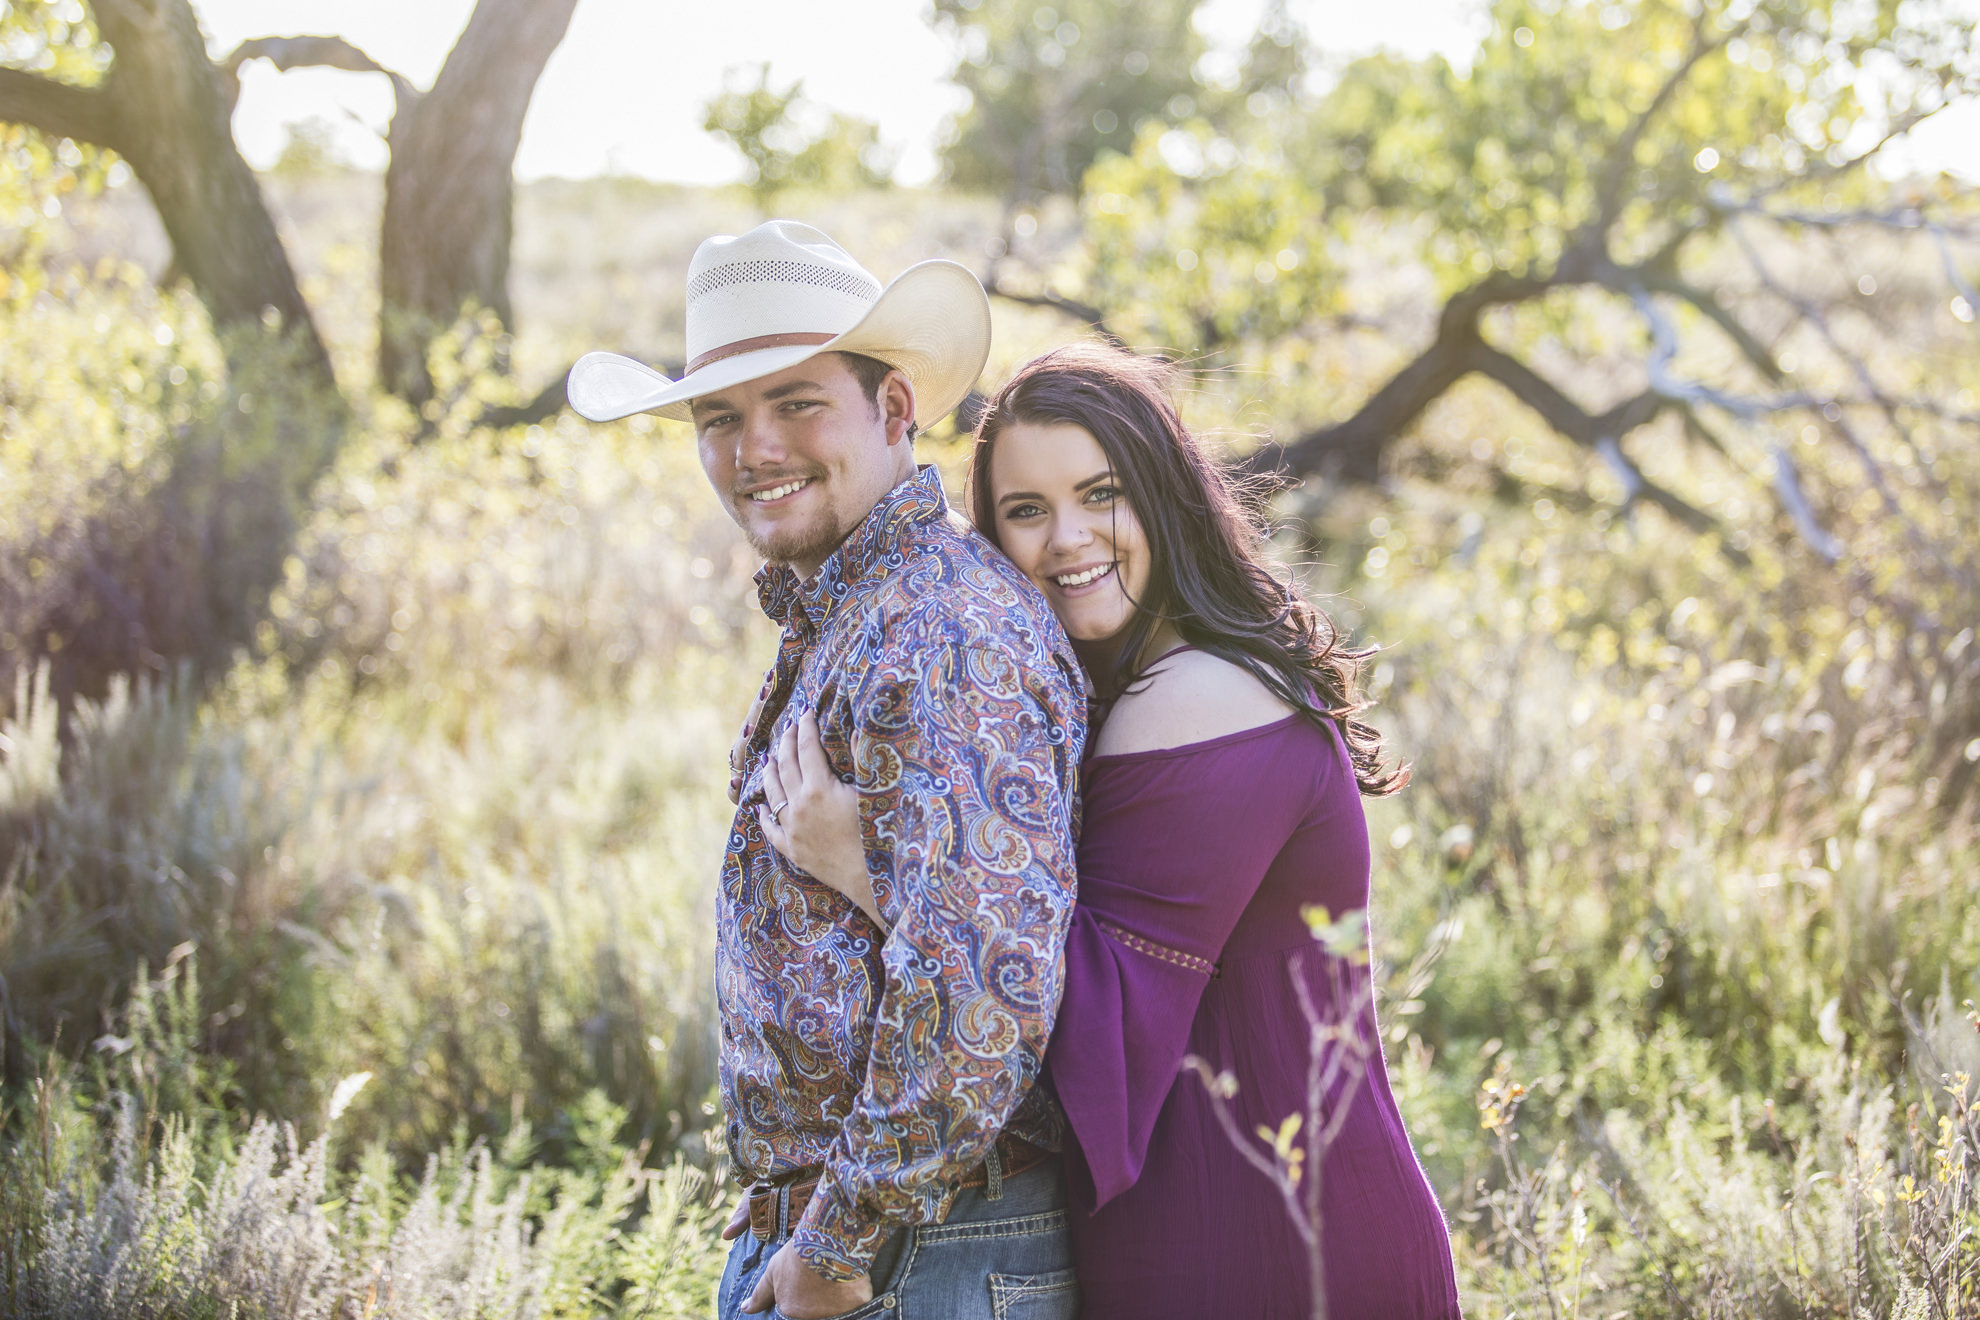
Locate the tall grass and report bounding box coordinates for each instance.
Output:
[2,952,729,1318]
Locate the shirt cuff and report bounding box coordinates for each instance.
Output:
[789,1174,887,1282]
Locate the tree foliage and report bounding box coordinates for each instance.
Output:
[932,0,1206,199]
[1003,0,1979,569]
[702,64,896,208]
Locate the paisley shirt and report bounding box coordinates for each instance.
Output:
[720,465,1085,1280]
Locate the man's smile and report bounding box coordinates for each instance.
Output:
[746,477,816,504]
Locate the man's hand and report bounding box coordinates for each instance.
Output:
[742,1242,873,1318]
[722,1193,751,1241]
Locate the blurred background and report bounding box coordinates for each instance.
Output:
[2,0,1978,1314]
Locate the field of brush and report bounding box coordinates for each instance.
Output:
[3,170,1978,1318]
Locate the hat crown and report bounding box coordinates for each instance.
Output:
[684,220,886,361]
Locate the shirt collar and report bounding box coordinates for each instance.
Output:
[754,465,950,632]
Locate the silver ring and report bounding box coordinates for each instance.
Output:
[769,800,789,821]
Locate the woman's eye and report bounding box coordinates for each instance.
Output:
[1004,503,1044,521]
[1085,486,1120,505]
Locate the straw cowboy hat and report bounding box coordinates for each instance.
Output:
[566,219,992,426]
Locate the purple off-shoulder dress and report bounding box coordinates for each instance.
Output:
[1048,712,1461,1319]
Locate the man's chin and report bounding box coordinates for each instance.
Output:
[743,515,846,573]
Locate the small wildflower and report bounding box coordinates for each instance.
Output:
[1478,1059,1528,1135]
[1301,904,1371,964]
[1256,1113,1306,1186]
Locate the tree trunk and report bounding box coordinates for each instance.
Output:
[88,0,334,386]
[378,0,578,404]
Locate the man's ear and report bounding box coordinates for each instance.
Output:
[881,371,917,446]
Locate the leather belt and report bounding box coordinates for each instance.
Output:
[747,1133,1050,1242]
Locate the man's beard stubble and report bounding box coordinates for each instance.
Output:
[734,486,853,573]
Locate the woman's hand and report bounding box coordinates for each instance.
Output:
[757,711,887,930]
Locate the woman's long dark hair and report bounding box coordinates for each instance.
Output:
[968,343,1407,797]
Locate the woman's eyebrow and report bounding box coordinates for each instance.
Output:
[996,471,1115,506]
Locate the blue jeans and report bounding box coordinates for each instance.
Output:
[716,1159,1079,1320]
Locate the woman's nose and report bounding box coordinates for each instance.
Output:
[1045,510,1093,554]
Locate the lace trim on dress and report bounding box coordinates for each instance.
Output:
[1096,916,1218,978]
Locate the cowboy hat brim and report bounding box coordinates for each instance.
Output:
[566,258,991,426]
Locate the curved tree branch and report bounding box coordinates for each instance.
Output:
[1725,218,1908,509]
[1243,246,1629,486]
[1928,224,1980,310]
[218,35,418,115]
[1467,347,1736,553]
[0,67,123,150]
[1245,330,1477,484]
[1637,268,1783,384]
[1767,440,1845,562]
[983,276,1122,344]
[471,355,682,431]
[1467,341,1669,448]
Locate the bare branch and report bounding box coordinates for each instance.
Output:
[218,35,418,114]
[1637,269,1784,384]
[1715,198,1980,243]
[1467,341,1668,446]
[1928,223,1980,311]
[1768,441,1845,563]
[1467,341,1745,554]
[469,355,685,431]
[1592,431,1745,555]
[1797,102,1954,186]
[1726,218,1909,514]
[1591,13,1738,233]
[1245,332,1475,484]
[1680,407,1841,561]
[1676,406,1733,461]
[0,67,122,151]
[1595,436,1644,503]
[1631,285,1781,419]
[982,277,1122,344]
[474,372,568,431]
[1240,257,1603,484]
[1181,1055,1313,1238]
[1626,464,1738,550]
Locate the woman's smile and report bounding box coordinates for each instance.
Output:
[1050,561,1117,593]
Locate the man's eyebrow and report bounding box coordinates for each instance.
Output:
[690,394,731,416]
[761,379,828,400]
[996,471,1114,506]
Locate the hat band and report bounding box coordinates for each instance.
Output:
[687,331,838,376]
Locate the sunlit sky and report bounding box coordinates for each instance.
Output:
[192,0,1980,185]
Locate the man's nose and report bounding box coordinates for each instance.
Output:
[734,408,789,470]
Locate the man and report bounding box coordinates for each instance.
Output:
[568,221,1085,1320]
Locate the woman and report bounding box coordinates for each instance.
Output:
[757,344,1461,1319]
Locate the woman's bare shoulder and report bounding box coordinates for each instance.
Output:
[1093,648,1298,758]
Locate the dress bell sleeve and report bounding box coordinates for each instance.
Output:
[1047,724,1329,1211]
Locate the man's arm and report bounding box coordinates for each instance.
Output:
[786,635,1080,1279]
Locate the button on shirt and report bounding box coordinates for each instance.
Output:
[721,465,1086,1280]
